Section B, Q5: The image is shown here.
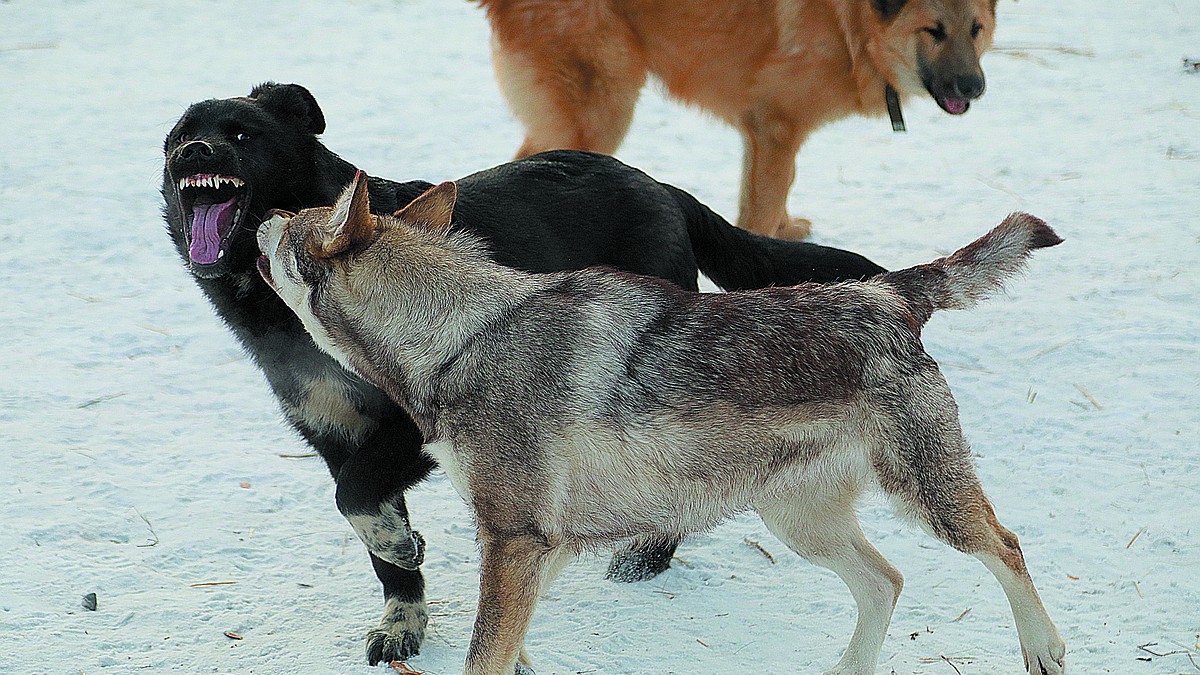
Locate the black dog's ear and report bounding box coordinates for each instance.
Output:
[248,82,327,135]
[870,0,907,21]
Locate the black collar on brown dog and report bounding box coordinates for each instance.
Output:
[885,85,906,133]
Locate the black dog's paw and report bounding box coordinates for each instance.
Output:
[390,528,425,570]
[365,598,429,665]
[605,536,677,582]
[366,629,420,666]
[363,526,425,571]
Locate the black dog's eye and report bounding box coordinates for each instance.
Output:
[924,22,947,42]
[235,131,252,143]
[971,21,983,38]
[178,132,190,143]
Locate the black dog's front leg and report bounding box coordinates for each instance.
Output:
[331,418,436,664]
[365,552,428,665]
[344,490,430,665]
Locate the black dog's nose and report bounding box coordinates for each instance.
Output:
[178,140,215,160]
[953,74,985,99]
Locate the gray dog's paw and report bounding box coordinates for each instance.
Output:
[364,598,429,665]
[515,664,536,675]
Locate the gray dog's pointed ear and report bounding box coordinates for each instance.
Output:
[310,170,375,258]
[395,181,457,235]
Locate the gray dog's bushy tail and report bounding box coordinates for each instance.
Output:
[882,213,1062,328]
[663,184,887,290]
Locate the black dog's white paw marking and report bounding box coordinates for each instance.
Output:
[347,503,426,570]
[365,598,428,665]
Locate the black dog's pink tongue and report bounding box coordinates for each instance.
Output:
[189,197,238,264]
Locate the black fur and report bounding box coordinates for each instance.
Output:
[161,82,885,664]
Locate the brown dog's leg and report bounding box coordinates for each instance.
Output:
[465,530,562,675]
[755,490,903,675]
[737,108,808,239]
[871,384,1066,675]
[488,4,647,158]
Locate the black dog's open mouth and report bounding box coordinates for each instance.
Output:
[177,173,251,266]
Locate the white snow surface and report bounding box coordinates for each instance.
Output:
[1,1,1197,673]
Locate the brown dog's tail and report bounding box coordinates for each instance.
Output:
[663,183,887,290]
[881,213,1062,328]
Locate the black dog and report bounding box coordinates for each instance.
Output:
[161,82,885,665]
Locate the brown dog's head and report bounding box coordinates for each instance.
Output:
[256,170,458,359]
[867,0,996,115]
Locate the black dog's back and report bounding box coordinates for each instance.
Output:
[381,150,885,291]
[451,151,699,287]
[367,151,697,287]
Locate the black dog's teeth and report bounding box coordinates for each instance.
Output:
[177,174,246,191]
[177,174,248,219]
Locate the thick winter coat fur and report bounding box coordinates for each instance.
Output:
[258,173,1066,675]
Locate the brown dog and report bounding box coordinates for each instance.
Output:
[478,0,996,239]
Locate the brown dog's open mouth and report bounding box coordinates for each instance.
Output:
[936,96,971,115]
[177,173,251,266]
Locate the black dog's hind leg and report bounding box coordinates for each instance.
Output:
[606,534,682,582]
[329,419,436,664]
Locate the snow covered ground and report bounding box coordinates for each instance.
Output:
[1,0,1197,673]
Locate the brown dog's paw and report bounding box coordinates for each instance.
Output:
[775,216,813,241]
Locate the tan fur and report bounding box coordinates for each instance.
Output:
[283,373,374,439]
[479,0,996,239]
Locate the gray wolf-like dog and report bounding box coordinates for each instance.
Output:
[257,172,1066,675]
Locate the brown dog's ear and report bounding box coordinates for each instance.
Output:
[310,170,375,258]
[394,181,457,235]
